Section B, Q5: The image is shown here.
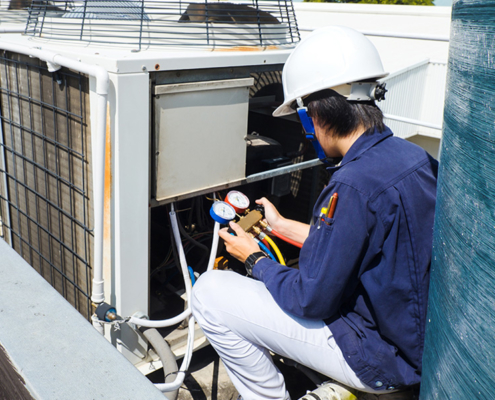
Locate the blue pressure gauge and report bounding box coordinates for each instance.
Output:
[210,201,236,224]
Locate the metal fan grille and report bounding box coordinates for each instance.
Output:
[0,51,94,320]
[25,0,300,49]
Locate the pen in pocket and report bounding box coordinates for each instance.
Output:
[318,193,338,228]
[327,193,338,219]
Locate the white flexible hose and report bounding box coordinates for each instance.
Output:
[206,193,220,272]
[128,199,221,392]
[154,315,196,393]
[127,309,190,328]
[207,222,220,271]
[169,204,193,304]
[128,205,193,328]
[131,204,196,393]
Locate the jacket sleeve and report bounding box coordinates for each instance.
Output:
[253,183,377,320]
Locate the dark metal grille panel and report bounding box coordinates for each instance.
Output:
[0,51,94,320]
[25,0,300,49]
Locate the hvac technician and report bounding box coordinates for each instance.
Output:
[192,26,438,400]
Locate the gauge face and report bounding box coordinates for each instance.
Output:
[226,190,250,212]
[210,201,236,224]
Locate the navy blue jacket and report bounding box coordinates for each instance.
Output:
[253,127,438,390]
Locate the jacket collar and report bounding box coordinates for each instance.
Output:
[326,126,393,173]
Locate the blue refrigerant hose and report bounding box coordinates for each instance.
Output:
[256,239,277,262]
[187,266,196,286]
[228,232,277,262]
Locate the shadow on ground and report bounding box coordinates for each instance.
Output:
[147,345,317,400]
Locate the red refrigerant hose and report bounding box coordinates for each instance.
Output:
[261,238,272,251]
[271,229,303,249]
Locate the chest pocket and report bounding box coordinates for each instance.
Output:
[303,215,335,279]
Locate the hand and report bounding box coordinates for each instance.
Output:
[256,197,310,243]
[256,197,284,231]
[218,221,261,263]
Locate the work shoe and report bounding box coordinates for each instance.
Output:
[298,381,416,400]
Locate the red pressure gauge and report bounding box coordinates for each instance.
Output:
[225,190,250,214]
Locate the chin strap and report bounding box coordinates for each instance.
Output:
[296,98,333,164]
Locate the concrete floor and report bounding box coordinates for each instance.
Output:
[177,346,239,400]
[147,346,420,400]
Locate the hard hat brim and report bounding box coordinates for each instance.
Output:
[272,72,389,118]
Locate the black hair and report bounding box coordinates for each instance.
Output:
[305,89,385,138]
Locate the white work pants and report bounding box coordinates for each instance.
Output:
[191,270,379,400]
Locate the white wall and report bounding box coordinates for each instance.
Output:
[293,3,451,73]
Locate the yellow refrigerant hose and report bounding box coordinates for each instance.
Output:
[264,235,286,266]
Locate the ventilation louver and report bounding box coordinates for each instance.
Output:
[25,0,300,49]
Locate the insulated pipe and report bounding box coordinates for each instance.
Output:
[90,92,108,304]
[154,315,196,393]
[0,42,109,305]
[142,328,179,400]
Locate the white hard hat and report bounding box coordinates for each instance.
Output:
[273,26,388,117]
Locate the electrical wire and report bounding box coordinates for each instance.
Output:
[177,212,209,266]
[151,234,213,277]
[263,235,286,265]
